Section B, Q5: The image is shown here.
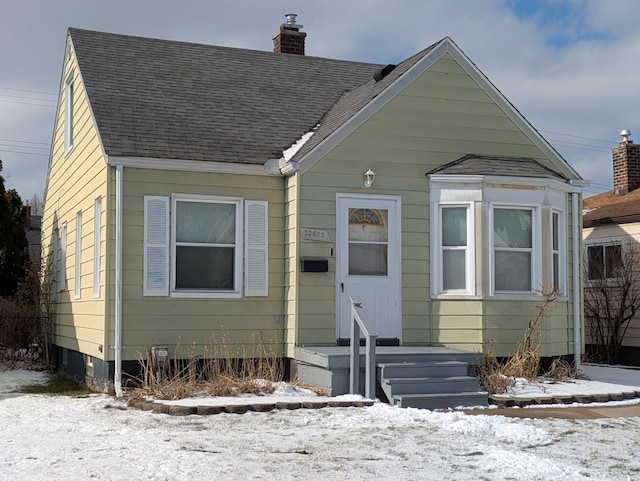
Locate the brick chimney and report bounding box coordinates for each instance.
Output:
[273,14,306,55]
[613,130,640,195]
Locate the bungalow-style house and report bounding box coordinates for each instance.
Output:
[583,131,640,365]
[42,16,586,406]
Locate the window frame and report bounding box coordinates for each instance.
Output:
[584,237,624,285]
[551,209,567,295]
[60,221,67,291]
[490,204,540,295]
[64,73,74,154]
[75,211,82,299]
[170,194,243,298]
[93,197,102,298]
[433,202,476,296]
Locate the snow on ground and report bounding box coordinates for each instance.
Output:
[2,369,640,481]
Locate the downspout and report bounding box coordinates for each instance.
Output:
[114,164,124,397]
[571,192,581,369]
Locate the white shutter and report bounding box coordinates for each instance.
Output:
[245,200,268,297]
[144,196,170,296]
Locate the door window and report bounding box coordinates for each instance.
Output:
[348,208,388,276]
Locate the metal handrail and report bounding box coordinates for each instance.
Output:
[349,296,378,399]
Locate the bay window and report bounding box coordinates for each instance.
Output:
[430,176,571,299]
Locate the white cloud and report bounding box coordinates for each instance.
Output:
[1,0,639,198]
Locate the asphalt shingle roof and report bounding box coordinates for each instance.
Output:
[68,28,384,164]
[583,188,640,227]
[426,154,569,180]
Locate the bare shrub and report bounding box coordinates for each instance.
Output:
[476,290,580,394]
[129,331,284,400]
[0,254,54,367]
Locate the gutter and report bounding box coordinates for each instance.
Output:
[113,164,124,397]
[571,192,581,369]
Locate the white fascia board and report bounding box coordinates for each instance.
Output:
[296,39,451,175]
[443,38,582,182]
[106,155,283,176]
[296,36,582,182]
[429,173,583,194]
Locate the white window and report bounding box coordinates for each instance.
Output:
[52,229,59,300]
[143,195,268,298]
[60,222,67,291]
[551,210,566,294]
[586,240,623,282]
[93,197,102,298]
[75,211,82,299]
[430,177,569,299]
[492,207,534,293]
[64,73,74,153]
[438,204,474,294]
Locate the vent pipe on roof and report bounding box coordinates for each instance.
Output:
[621,129,632,143]
[273,14,307,55]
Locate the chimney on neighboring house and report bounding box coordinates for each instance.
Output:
[613,129,640,195]
[273,14,306,55]
[24,204,31,229]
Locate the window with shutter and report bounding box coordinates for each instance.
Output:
[143,196,170,296]
[245,200,268,297]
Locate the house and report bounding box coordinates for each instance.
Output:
[42,16,586,402]
[583,131,640,365]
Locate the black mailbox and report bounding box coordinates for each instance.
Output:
[301,257,329,273]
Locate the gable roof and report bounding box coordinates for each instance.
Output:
[583,189,640,227]
[427,154,569,180]
[68,28,382,165]
[66,29,581,182]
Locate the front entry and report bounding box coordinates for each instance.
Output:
[336,194,401,342]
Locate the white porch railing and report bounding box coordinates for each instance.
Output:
[349,296,378,399]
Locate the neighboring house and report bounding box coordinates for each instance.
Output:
[583,131,640,365]
[42,16,585,394]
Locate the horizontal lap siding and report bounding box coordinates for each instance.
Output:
[42,52,108,361]
[113,168,286,360]
[294,54,573,353]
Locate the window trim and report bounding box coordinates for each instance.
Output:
[75,211,82,299]
[60,222,67,291]
[93,197,102,298]
[584,237,625,285]
[551,209,567,296]
[490,203,540,295]
[170,194,243,299]
[432,202,476,296]
[64,72,74,154]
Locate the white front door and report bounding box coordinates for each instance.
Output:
[336,194,401,341]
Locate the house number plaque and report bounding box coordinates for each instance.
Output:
[301,228,331,242]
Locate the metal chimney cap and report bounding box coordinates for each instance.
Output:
[284,13,303,28]
[621,129,632,142]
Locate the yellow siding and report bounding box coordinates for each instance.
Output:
[583,222,640,350]
[42,49,108,361]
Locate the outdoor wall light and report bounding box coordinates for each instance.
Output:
[364,169,376,188]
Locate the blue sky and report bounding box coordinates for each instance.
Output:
[1,0,639,201]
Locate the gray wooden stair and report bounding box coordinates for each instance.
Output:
[378,360,488,410]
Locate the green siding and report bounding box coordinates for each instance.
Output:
[108,167,287,360]
[292,54,580,356]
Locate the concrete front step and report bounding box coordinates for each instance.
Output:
[393,391,489,410]
[378,360,469,379]
[382,376,482,395]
